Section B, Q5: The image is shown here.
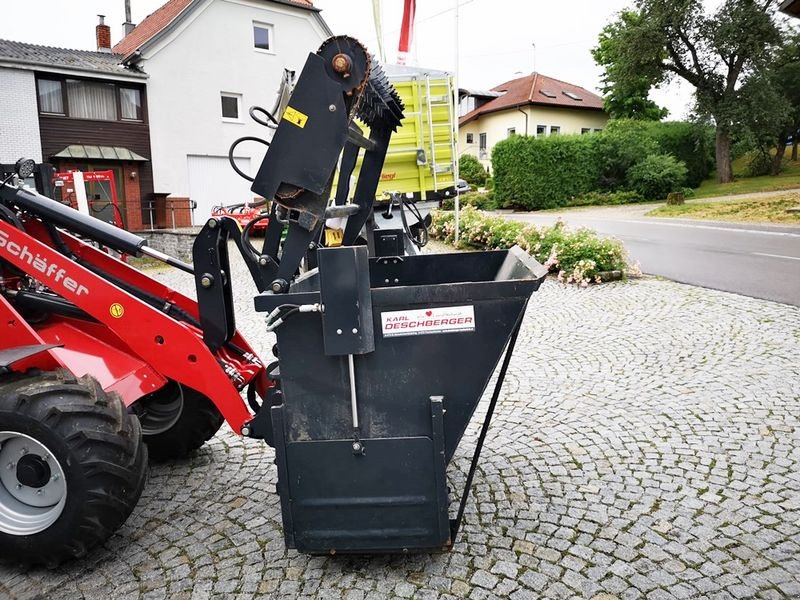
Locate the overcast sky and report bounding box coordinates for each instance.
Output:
[0,0,694,117]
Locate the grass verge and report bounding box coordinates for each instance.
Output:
[647,193,800,224]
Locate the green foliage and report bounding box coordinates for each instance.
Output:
[490,119,713,208]
[627,154,688,200]
[643,121,715,187]
[592,0,784,183]
[492,135,602,210]
[429,207,630,284]
[592,11,669,121]
[568,190,644,207]
[458,154,488,186]
[743,150,774,177]
[440,191,496,211]
[596,120,660,190]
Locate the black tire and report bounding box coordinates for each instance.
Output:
[0,370,147,566]
[139,385,224,461]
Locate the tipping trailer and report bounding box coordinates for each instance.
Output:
[0,36,545,565]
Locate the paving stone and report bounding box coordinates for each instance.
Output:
[0,269,797,600]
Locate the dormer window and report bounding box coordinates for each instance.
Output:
[563,91,583,101]
[253,22,274,52]
[539,90,557,98]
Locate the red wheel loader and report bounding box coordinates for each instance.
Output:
[0,37,546,565]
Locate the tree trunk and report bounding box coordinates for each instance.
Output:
[715,127,733,183]
[772,139,788,175]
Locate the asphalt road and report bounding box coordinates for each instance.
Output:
[498,205,800,307]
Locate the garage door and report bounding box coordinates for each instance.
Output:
[187,155,253,224]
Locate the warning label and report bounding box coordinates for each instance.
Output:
[381,305,475,338]
[282,106,308,128]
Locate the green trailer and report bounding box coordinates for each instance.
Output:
[341,65,458,202]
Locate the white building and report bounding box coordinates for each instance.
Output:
[114,0,331,223]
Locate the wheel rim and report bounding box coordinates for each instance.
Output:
[0,432,67,536]
[138,382,184,436]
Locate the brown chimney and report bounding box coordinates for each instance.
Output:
[96,15,112,52]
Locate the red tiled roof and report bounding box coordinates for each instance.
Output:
[460,72,605,126]
[113,0,315,58]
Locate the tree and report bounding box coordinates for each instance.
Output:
[459,154,488,186]
[593,0,782,183]
[592,12,669,121]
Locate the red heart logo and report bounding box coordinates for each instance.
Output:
[425,310,433,316]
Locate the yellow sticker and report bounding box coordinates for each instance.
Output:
[283,106,309,129]
[109,303,125,319]
[325,227,344,247]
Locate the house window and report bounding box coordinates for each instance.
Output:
[479,132,487,158]
[120,88,142,121]
[253,22,273,51]
[37,79,64,114]
[507,127,516,137]
[550,126,560,136]
[536,125,546,136]
[66,79,117,120]
[594,128,603,133]
[36,76,145,123]
[581,128,591,135]
[466,133,474,144]
[221,93,241,120]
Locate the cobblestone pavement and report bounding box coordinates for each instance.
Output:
[2,251,799,599]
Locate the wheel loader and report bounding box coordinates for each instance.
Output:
[0,37,546,565]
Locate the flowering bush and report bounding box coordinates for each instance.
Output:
[430,207,633,285]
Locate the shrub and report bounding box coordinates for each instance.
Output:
[430,207,631,285]
[596,120,660,190]
[459,154,488,186]
[492,134,602,210]
[643,121,715,187]
[627,154,688,200]
[439,191,495,211]
[744,150,773,177]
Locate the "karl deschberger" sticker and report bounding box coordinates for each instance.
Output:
[381,305,475,338]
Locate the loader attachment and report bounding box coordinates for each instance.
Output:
[252,247,546,552]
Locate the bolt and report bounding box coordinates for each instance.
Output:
[200,275,213,288]
[352,442,362,452]
[7,462,13,470]
[384,278,390,283]
[52,474,59,481]
[241,426,251,437]
[331,53,352,76]
[352,328,358,334]
[20,447,27,455]
[394,278,399,283]
[259,256,268,266]
[16,484,22,490]
[329,104,337,112]
[207,218,218,229]
[36,489,43,496]
[308,242,316,250]
[336,329,343,335]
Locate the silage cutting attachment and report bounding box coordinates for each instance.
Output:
[224,36,549,554]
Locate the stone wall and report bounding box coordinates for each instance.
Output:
[140,228,199,262]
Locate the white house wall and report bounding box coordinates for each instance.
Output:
[0,67,42,163]
[460,105,609,169]
[141,0,328,209]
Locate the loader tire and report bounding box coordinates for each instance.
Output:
[140,384,223,461]
[0,370,147,566]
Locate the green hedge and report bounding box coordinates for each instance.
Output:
[429,207,631,285]
[491,119,714,210]
[492,134,602,210]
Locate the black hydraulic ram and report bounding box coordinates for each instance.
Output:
[0,183,193,273]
